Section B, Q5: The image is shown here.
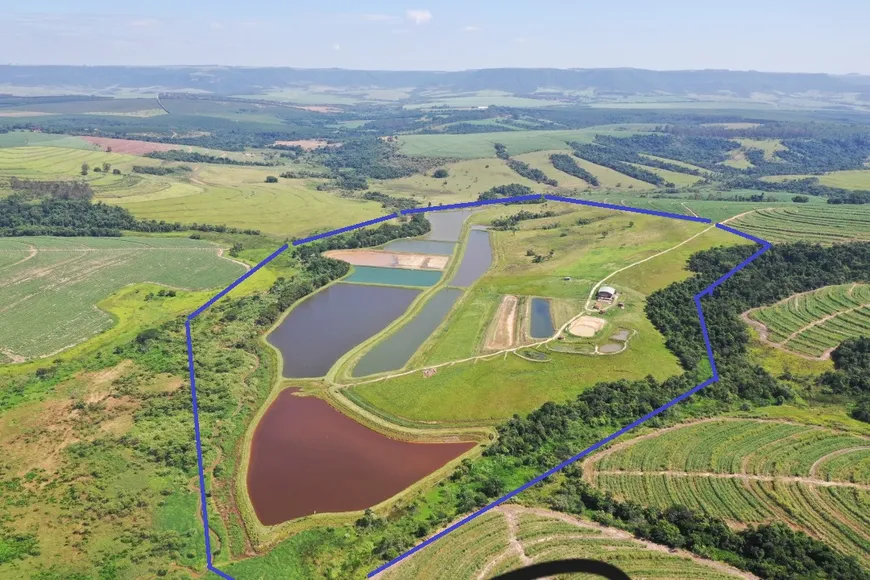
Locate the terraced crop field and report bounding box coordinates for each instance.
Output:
[747,283,870,358]
[0,146,148,179]
[586,419,870,564]
[0,237,245,361]
[728,205,870,244]
[378,507,747,579]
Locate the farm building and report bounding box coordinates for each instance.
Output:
[597,286,617,302]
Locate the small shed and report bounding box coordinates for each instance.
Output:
[597,286,617,301]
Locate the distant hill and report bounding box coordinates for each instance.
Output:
[2,65,870,99]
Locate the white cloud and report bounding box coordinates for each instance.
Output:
[462,25,479,32]
[209,21,224,30]
[333,43,341,51]
[513,37,527,44]
[405,10,433,25]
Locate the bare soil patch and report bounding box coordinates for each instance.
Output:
[80,136,180,155]
[292,105,342,113]
[568,315,607,337]
[486,295,518,350]
[274,139,340,150]
[324,249,448,270]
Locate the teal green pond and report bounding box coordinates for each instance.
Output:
[345,266,443,287]
[352,288,463,377]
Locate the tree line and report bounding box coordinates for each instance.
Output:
[549,153,600,185]
[144,150,276,166]
[7,177,94,201]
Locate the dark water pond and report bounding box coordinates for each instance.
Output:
[344,266,442,287]
[425,209,474,242]
[247,389,474,526]
[267,283,420,378]
[352,288,462,377]
[450,229,493,287]
[529,298,555,339]
[381,239,456,255]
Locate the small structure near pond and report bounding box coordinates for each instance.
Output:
[597,285,617,302]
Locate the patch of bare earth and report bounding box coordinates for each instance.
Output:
[324,249,448,271]
[0,111,55,117]
[486,295,518,350]
[81,136,180,155]
[0,360,138,476]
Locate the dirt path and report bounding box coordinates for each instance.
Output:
[217,248,252,272]
[809,446,870,478]
[681,202,699,217]
[583,225,715,312]
[592,469,870,491]
[3,243,38,269]
[486,295,518,350]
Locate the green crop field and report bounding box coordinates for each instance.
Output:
[396,128,645,159]
[630,163,705,186]
[380,508,746,579]
[0,237,245,361]
[728,204,870,244]
[0,132,95,149]
[748,283,870,357]
[588,419,870,564]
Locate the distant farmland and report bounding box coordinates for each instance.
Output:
[0,237,245,361]
[587,418,870,565]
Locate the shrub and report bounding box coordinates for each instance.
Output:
[265,175,278,183]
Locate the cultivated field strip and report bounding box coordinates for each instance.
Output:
[0,237,244,360]
[747,283,870,357]
[587,419,870,564]
[378,507,749,579]
[730,206,870,244]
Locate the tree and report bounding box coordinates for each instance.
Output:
[793,195,810,203]
[81,163,89,176]
[106,146,112,153]
[102,162,111,173]
[265,175,278,183]
[432,168,449,179]
[112,168,121,175]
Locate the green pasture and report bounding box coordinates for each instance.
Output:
[397,128,645,158]
[763,169,870,190]
[0,237,244,360]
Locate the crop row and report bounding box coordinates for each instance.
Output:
[733,206,870,244]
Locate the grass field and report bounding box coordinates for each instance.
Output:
[630,162,706,186]
[397,128,645,158]
[0,145,388,238]
[729,205,870,244]
[379,507,747,579]
[748,283,870,357]
[377,158,542,203]
[587,418,870,565]
[349,208,737,423]
[0,237,245,361]
[763,169,870,190]
[734,138,786,160]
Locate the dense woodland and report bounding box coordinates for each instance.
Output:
[548,153,600,185]
[144,150,275,167]
[567,141,672,186]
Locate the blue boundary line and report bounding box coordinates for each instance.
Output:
[183,197,769,579]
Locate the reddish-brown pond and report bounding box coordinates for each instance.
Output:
[247,389,475,526]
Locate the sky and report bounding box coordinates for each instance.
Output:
[3,0,869,74]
